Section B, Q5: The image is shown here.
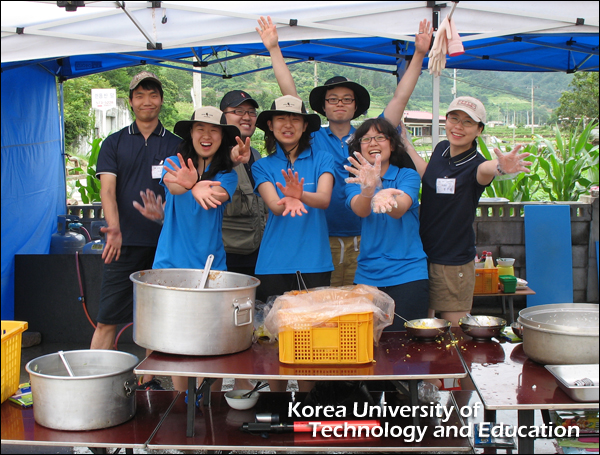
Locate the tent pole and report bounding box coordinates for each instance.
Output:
[432,75,440,147]
[60,80,67,214]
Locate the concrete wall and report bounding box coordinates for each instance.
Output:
[474,199,599,304]
[67,199,600,304]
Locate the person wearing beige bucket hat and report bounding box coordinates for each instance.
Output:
[400,96,532,327]
[257,16,432,288]
[252,95,335,303]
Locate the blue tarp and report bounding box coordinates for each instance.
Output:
[1,65,64,319]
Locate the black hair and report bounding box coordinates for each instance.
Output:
[347,117,415,171]
[176,126,234,181]
[263,113,312,156]
[129,80,164,100]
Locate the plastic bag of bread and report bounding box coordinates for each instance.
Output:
[264,284,394,344]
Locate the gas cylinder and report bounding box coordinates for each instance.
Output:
[82,220,107,255]
[50,215,86,254]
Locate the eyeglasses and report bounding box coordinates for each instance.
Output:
[359,134,388,144]
[325,97,355,105]
[224,108,257,117]
[446,115,478,128]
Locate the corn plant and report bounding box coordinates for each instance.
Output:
[534,121,599,201]
[70,137,103,203]
[478,138,540,202]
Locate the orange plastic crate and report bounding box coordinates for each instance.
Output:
[1,321,28,403]
[278,312,373,364]
[474,268,499,294]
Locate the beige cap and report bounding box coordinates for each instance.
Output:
[447,96,486,124]
[129,71,162,90]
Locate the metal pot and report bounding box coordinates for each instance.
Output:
[131,269,260,356]
[517,303,599,365]
[26,350,138,431]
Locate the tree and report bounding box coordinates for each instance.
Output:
[556,72,599,128]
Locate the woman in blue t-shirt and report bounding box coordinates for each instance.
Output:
[152,106,244,393]
[252,95,335,302]
[345,117,429,330]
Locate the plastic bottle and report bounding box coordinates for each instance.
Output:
[484,251,494,269]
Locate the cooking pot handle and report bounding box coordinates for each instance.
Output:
[124,376,141,397]
[233,298,253,327]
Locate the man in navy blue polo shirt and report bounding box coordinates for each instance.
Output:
[90,72,181,370]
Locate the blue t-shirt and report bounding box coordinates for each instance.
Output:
[252,144,335,275]
[153,157,238,270]
[96,122,181,246]
[311,127,362,237]
[345,165,428,287]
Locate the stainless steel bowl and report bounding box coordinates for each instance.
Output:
[459,315,506,340]
[405,318,451,341]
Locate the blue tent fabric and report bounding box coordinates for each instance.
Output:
[1,65,64,319]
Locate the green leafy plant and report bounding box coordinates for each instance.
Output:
[534,121,599,201]
[70,138,103,203]
[478,138,540,202]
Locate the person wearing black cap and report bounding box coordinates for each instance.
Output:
[257,16,432,287]
[219,90,268,277]
[252,95,335,302]
[91,72,181,377]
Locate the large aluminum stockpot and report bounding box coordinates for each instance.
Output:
[26,350,138,431]
[517,303,599,365]
[131,269,260,356]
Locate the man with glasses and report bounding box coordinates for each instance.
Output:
[257,16,432,286]
[219,90,267,277]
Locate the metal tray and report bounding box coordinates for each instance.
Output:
[545,364,599,402]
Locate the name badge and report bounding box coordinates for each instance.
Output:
[152,165,163,179]
[436,178,456,194]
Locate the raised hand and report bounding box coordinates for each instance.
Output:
[163,153,199,190]
[132,189,164,223]
[344,152,382,197]
[415,19,433,55]
[231,136,251,165]
[277,196,308,217]
[256,16,279,51]
[191,180,223,210]
[276,169,304,200]
[372,188,405,214]
[495,145,532,175]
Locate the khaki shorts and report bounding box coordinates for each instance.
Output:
[329,236,360,287]
[428,261,476,312]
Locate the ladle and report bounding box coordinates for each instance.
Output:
[395,312,414,327]
[58,350,75,377]
[198,254,214,289]
[465,313,482,326]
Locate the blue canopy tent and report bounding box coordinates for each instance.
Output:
[1,1,598,318]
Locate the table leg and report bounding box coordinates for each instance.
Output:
[508,296,515,324]
[389,380,421,426]
[517,409,535,454]
[186,376,196,437]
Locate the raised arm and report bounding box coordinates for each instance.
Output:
[256,16,299,98]
[383,19,432,127]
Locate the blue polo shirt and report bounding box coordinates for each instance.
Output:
[252,144,335,275]
[153,159,238,271]
[311,126,362,237]
[96,121,181,246]
[345,165,428,287]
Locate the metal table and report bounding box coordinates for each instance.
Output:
[135,331,468,437]
[1,391,179,453]
[473,286,536,323]
[456,333,598,453]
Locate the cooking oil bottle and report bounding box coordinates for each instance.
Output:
[484,252,494,269]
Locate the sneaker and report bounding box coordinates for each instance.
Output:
[139,378,165,391]
[185,389,203,407]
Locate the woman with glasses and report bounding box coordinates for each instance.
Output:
[401,96,531,327]
[345,117,429,330]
